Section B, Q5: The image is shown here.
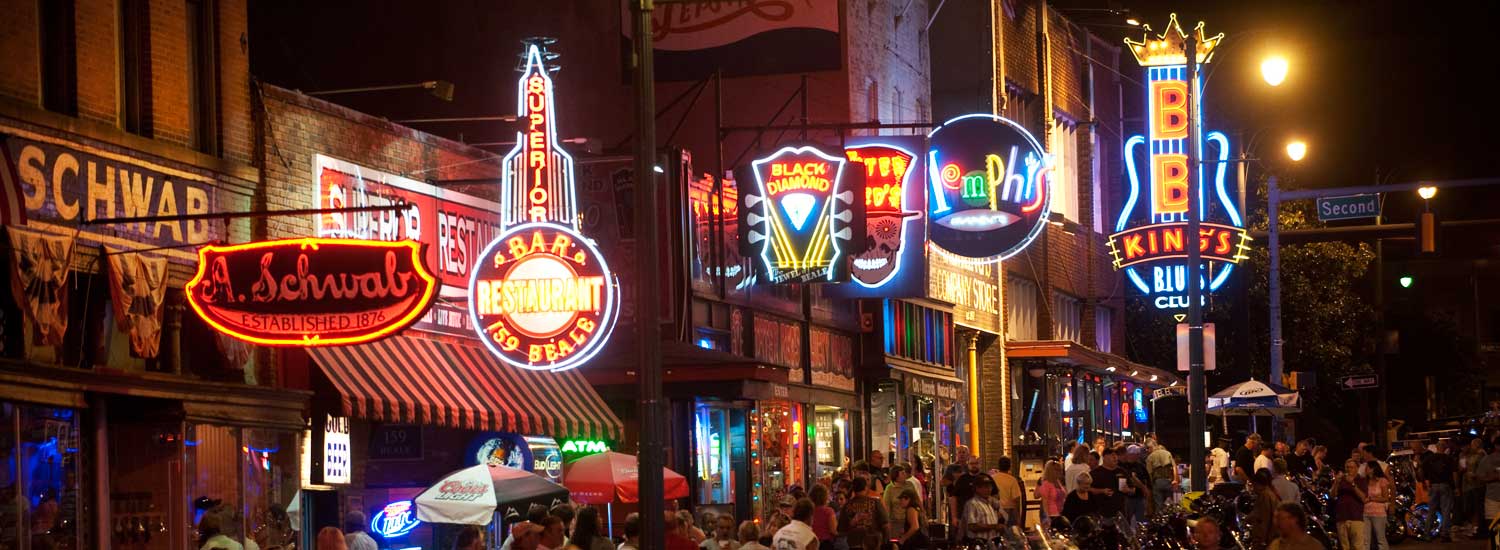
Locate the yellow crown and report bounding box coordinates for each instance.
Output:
[1125,13,1225,67]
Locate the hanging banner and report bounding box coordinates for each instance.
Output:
[825,136,927,298]
[622,1,841,81]
[1115,14,1249,311]
[468,44,621,372]
[105,248,169,358]
[926,114,1053,263]
[185,238,438,347]
[7,226,75,346]
[736,144,863,284]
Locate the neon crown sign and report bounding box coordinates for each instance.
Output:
[468,43,620,372]
[1111,14,1250,310]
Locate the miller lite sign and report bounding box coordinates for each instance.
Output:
[1111,14,1250,310]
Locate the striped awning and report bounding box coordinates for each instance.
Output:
[308,334,622,440]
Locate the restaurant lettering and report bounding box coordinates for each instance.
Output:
[7,134,216,245]
[186,238,437,346]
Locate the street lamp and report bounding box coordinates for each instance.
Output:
[1261,56,1290,86]
[1418,186,1438,200]
[1285,140,1307,162]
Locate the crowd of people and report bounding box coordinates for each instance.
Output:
[278,427,1500,550]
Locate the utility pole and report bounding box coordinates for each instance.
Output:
[631,0,665,545]
[1185,37,1208,492]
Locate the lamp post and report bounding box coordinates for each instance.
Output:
[1184,37,1209,492]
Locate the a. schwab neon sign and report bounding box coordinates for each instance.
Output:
[468,43,620,371]
[1112,14,1250,310]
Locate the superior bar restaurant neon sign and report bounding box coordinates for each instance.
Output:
[469,43,619,372]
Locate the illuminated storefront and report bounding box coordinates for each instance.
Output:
[1010,342,1178,452]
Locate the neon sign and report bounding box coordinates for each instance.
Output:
[370,500,421,538]
[1133,387,1148,423]
[740,145,859,283]
[469,43,619,371]
[560,439,611,454]
[185,238,437,347]
[1117,14,1248,310]
[926,114,1052,263]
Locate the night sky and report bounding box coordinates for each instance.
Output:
[251,0,1500,224]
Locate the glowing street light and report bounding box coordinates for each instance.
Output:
[1261,56,1289,86]
[1285,140,1307,162]
[1417,186,1437,200]
[1125,17,1142,26]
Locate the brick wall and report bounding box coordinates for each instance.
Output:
[845,0,931,132]
[0,0,41,104]
[148,0,190,145]
[257,85,502,241]
[76,0,119,125]
[219,0,252,164]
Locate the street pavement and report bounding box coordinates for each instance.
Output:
[1394,540,1487,550]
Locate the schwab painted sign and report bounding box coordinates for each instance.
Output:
[1113,14,1250,310]
[737,144,861,284]
[468,44,620,372]
[184,238,437,346]
[926,114,1052,263]
[824,136,926,298]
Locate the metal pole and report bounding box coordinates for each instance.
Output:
[1185,37,1208,492]
[1269,176,1283,389]
[632,0,666,545]
[1374,212,1386,447]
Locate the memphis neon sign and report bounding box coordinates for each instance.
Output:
[1117,15,1248,310]
[927,114,1052,263]
[742,145,857,284]
[469,43,619,372]
[185,238,437,346]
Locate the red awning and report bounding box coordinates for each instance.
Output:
[308,334,622,440]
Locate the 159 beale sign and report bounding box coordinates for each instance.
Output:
[185,238,437,346]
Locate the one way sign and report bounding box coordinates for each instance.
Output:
[1339,375,1379,391]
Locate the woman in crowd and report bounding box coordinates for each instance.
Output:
[1037,461,1067,527]
[1365,461,1393,550]
[1062,472,1097,524]
[896,487,930,548]
[1065,444,1092,492]
[568,507,613,550]
[808,484,838,550]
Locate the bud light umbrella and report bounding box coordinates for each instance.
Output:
[414,464,569,525]
[1207,379,1302,434]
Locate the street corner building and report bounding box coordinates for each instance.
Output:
[0,0,1185,548]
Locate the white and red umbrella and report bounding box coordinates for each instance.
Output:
[414,464,569,525]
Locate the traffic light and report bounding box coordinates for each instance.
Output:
[1418,211,1437,254]
[1398,276,1413,288]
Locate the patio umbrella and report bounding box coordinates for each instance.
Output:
[1206,379,1301,416]
[563,451,689,537]
[414,464,569,525]
[563,451,689,504]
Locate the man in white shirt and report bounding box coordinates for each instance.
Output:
[1209,447,1230,485]
[343,512,378,550]
[772,499,818,550]
[1254,447,1275,477]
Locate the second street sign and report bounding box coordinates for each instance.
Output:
[1317,194,1381,222]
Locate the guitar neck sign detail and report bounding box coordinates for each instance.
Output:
[185,238,437,346]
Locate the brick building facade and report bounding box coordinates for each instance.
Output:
[0,1,305,549]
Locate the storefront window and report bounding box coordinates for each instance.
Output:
[757,401,803,521]
[812,407,848,480]
[694,403,744,507]
[186,424,299,550]
[0,404,87,550]
[869,380,899,459]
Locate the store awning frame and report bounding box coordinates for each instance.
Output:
[309,334,623,441]
[1005,340,1182,387]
